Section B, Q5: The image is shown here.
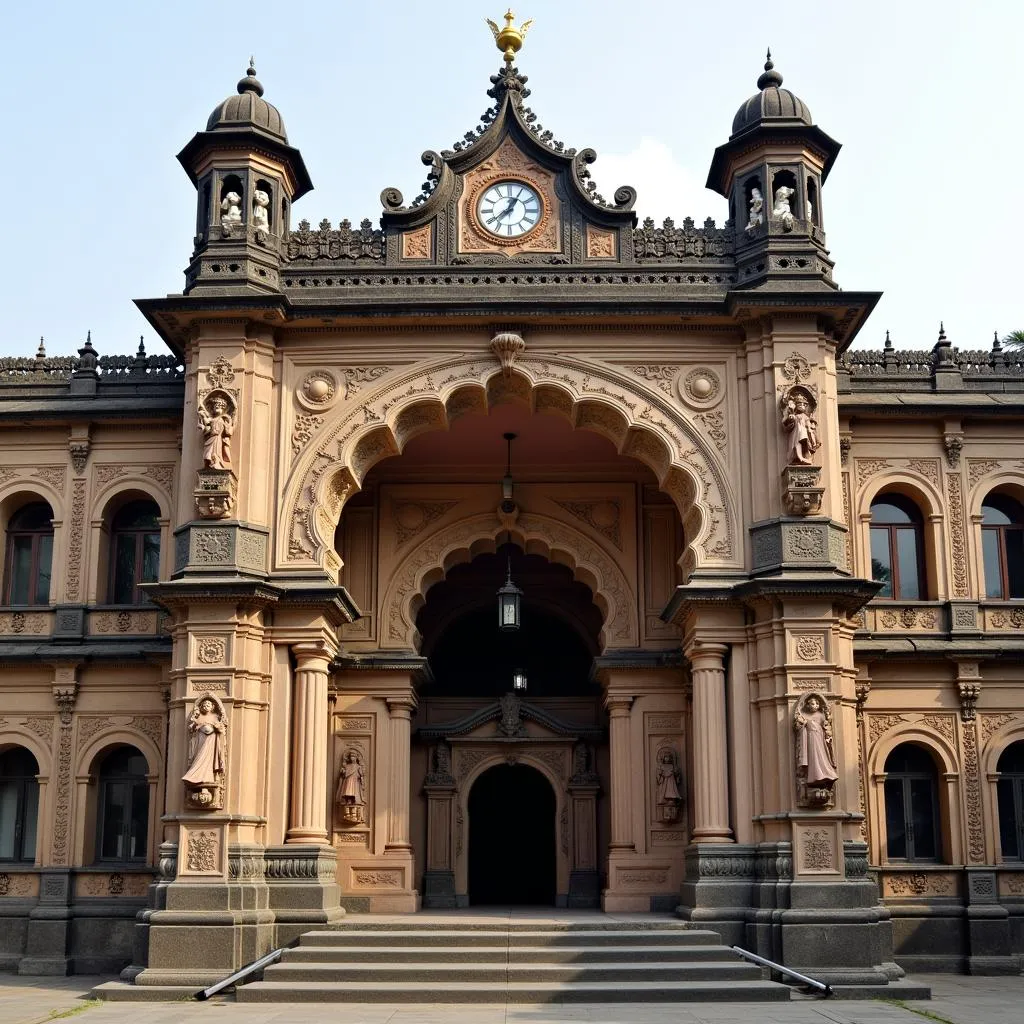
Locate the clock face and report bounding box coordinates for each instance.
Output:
[477,181,542,238]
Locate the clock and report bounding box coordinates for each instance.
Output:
[477,180,542,238]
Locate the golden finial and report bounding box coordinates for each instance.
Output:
[486,9,533,64]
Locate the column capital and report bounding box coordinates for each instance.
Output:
[603,694,634,716]
[386,696,417,719]
[685,641,729,671]
[292,641,333,675]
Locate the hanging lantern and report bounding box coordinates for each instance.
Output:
[513,670,528,691]
[497,559,522,631]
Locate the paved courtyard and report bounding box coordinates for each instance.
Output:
[2,972,1023,1024]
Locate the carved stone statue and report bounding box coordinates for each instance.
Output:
[781,387,820,466]
[198,391,235,470]
[252,190,270,233]
[183,695,226,809]
[655,746,683,823]
[498,692,526,737]
[773,185,796,231]
[746,188,764,232]
[335,748,366,826]
[221,191,242,234]
[570,741,599,785]
[794,693,838,808]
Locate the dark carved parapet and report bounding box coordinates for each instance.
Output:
[633,217,733,262]
[0,352,183,384]
[285,218,384,263]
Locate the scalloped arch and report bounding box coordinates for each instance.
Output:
[282,353,736,582]
[379,511,638,652]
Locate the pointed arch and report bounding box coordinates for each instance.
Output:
[281,353,737,582]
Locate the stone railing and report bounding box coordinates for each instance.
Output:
[285,218,384,263]
[0,350,183,384]
[633,217,732,262]
[840,340,1024,392]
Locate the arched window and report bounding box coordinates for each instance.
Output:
[884,743,941,861]
[96,746,149,863]
[0,747,39,863]
[997,740,1024,860]
[3,502,54,606]
[109,501,161,604]
[870,494,925,599]
[982,493,1024,600]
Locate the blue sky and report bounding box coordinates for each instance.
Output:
[1,0,1019,357]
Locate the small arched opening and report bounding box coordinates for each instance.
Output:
[468,762,555,905]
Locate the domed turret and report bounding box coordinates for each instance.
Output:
[730,52,812,138]
[176,61,312,295]
[206,61,288,142]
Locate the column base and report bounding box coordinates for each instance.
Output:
[337,850,419,913]
[265,845,345,946]
[422,870,457,909]
[602,850,683,913]
[18,869,72,977]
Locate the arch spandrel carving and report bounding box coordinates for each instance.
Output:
[280,353,738,581]
[378,511,637,652]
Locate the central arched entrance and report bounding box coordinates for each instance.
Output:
[468,763,556,905]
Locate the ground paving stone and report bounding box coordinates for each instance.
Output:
[2,973,1023,1024]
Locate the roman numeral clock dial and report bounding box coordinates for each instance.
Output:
[477,181,542,238]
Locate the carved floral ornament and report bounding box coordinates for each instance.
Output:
[281,353,737,579]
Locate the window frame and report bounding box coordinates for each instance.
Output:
[870,495,927,600]
[981,495,1024,601]
[884,745,942,863]
[107,502,161,606]
[0,750,39,864]
[997,741,1024,861]
[95,748,150,865]
[3,503,54,607]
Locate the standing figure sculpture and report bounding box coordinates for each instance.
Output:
[221,191,242,233]
[655,747,683,823]
[335,749,366,826]
[199,394,235,470]
[773,185,796,230]
[252,190,270,233]
[781,390,820,465]
[183,696,227,809]
[746,187,764,232]
[794,694,838,807]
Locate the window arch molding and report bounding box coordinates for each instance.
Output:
[0,744,43,864]
[970,478,1024,601]
[1,494,58,608]
[90,483,171,605]
[0,732,53,779]
[867,729,960,866]
[982,724,1024,863]
[859,478,939,600]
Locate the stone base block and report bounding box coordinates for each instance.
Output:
[338,851,418,913]
[567,870,600,909]
[16,956,71,976]
[422,870,458,909]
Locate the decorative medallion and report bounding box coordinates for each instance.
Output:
[297,370,338,411]
[678,367,722,408]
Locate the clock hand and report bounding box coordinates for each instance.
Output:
[500,197,518,219]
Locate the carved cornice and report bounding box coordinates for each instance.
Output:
[418,697,603,742]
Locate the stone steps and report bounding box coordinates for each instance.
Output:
[235,919,793,1003]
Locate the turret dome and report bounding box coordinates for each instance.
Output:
[731,52,812,138]
[206,61,287,142]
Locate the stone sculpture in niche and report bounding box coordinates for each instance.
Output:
[498,691,527,737]
[655,746,683,822]
[794,693,838,808]
[220,191,242,234]
[252,190,270,234]
[773,185,795,231]
[781,387,820,466]
[183,695,227,810]
[335,748,366,826]
[199,391,235,470]
[745,188,764,233]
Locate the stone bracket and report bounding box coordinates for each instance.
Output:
[750,518,848,574]
[781,465,824,517]
[173,523,270,578]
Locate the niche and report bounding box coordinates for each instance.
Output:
[220,174,244,234]
[806,178,819,226]
[280,197,290,235]
[198,181,212,236]
[253,178,274,234]
[743,175,764,231]
[771,169,799,218]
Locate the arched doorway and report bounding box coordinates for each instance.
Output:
[468,763,556,905]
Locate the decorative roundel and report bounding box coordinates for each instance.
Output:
[477,180,543,238]
[298,370,337,411]
[679,367,722,408]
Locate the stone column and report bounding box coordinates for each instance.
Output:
[385,698,415,854]
[688,642,734,843]
[606,695,635,852]
[286,643,331,845]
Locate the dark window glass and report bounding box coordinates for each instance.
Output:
[997,741,1024,861]
[96,746,149,863]
[0,747,40,862]
[109,501,161,605]
[4,503,54,606]
[982,494,1024,600]
[870,496,925,600]
[884,743,941,862]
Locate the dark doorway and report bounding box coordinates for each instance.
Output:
[468,763,556,905]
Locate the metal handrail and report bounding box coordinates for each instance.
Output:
[731,946,832,996]
[195,947,285,1000]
